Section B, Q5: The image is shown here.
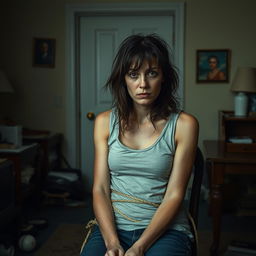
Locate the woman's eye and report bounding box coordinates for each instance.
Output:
[147,71,158,78]
[128,71,138,79]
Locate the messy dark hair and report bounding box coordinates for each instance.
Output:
[105,34,180,133]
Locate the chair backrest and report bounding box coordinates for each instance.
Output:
[189,147,204,226]
[188,147,204,255]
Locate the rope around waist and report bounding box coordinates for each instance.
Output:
[111,189,160,223]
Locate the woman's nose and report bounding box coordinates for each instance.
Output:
[139,76,148,88]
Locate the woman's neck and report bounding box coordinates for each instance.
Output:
[131,104,152,125]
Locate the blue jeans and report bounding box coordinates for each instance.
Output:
[80,225,192,256]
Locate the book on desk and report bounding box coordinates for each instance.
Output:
[228,136,254,144]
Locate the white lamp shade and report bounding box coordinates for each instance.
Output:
[231,67,256,93]
[0,70,14,93]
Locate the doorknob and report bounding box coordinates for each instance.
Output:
[87,112,95,120]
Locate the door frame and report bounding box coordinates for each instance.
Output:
[66,2,185,168]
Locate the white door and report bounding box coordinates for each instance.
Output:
[80,15,175,192]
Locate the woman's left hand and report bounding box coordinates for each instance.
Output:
[124,245,144,256]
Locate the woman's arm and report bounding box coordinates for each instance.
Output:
[93,111,124,256]
[125,112,199,256]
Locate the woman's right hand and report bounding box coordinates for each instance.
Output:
[105,245,125,256]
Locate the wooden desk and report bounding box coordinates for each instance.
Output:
[0,144,39,204]
[204,140,256,255]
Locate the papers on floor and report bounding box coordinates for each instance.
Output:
[48,171,79,182]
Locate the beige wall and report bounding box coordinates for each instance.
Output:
[1,0,256,154]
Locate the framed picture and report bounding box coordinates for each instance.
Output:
[33,38,56,68]
[196,49,231,83]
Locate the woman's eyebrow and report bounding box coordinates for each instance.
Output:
[147,66,159,71]
[127,65,159,71]
[127,68,138,71]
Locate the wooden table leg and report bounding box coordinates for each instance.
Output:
[209,163,224,256]
[210,184,223,255]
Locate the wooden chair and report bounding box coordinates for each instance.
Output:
[188,147,205,256]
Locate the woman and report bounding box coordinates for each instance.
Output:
[81,34,199,256]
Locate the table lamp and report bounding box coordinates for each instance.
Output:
[231,67,256,116]
[0,70,14,93]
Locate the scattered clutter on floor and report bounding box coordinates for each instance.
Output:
[0,158,86,255]
[18,234,36,252]
[0,218,48,256]
[42,163,86,207]
[18,218,48,253]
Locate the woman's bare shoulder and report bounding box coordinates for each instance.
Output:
[178,112,198,126]
[174,112,199,146]
[94,110,112,137]
[176,112,199,135]
[96,110,112,122]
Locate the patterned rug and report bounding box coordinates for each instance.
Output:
[34,224,256,256]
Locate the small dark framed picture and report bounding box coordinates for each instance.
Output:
[33,38,56,68]
[196,49,231,83]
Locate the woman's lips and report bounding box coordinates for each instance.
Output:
[137,93,150,98]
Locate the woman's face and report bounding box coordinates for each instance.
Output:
[208,57,218,70]
[124,58,163,108]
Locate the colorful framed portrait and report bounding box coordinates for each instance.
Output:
[33,38,56,68]
[196,49,231,83]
